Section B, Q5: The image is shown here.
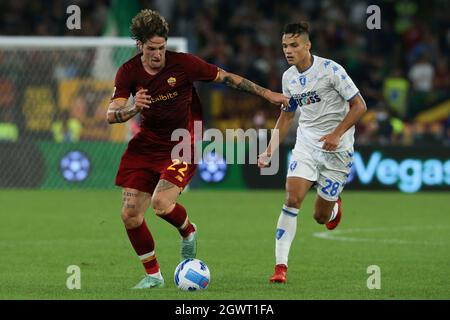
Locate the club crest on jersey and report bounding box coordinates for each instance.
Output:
[299,76,307,87]
[167,77,177,87]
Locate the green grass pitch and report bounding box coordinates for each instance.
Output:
[0,190,449,300]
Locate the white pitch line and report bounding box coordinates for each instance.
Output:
[312,225,449,246]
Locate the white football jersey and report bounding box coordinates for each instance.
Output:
[282,55,360,152]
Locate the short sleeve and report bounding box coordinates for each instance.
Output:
[182,53,219,83]
[330,62,359,101]
[111,65,132,101]
[282,72,292,98]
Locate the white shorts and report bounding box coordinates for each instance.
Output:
[287,145,354,201]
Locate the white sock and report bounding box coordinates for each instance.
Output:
[183,232,195,241]
[328,202,339,223]
[275,205,299,266]
[148,270,162,278]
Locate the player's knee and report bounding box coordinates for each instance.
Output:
[285,195,301,209]
[121,208,144,229]
[313,210,328,224]
[151,195,170,216]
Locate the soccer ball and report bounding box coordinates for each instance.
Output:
[174,258,210,291]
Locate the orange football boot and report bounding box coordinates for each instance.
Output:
[326,196,342,230]
[270,264,287,283]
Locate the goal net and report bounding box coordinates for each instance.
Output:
[0,36,187,188]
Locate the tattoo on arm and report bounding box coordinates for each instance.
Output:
[109,104,139,123]
[114,111,124,123]
[223,75,268,98]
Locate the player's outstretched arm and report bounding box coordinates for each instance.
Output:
[214,68,289,106]
[107,89,151,124]
[258,110,296,168]
[319,94,367,151]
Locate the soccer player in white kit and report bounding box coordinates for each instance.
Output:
[258,22,367,283]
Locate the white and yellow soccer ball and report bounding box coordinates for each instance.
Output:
[174,258,210,291]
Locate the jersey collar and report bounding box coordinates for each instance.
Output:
[295,54,315,75]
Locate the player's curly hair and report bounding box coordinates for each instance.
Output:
[130,9,169,42]
[283,22,310,38]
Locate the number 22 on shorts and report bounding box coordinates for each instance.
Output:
[167,159,188,177]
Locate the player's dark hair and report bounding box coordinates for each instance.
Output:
[130,9,169,42]
[283,22,310,38]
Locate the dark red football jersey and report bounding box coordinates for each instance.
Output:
[112,51,219,144]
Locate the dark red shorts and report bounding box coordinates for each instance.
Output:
[115,135,197,194]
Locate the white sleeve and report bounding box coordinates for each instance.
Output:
[282,72,292,98]
[330,63,359,101]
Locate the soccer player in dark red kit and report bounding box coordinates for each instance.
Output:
[107,9,288,289]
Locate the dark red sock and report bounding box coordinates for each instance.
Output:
[159,203,195,238]
[125,220,159,274]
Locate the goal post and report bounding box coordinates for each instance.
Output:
[0,36,187,139]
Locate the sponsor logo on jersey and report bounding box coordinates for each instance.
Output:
[167,77,177,87]
[150,90,179,103]
[292,90,321,107]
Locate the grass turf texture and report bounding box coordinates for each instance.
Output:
[0,190,449,300]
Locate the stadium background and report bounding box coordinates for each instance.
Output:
[0,0,449,300]
[0,0,449,192]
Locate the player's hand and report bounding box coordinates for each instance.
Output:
[265,90,289,107]
[281,97,298,112]
[257,152,271,168]
[319,132,340,151]
[134,89,152,111]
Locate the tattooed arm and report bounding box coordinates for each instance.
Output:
[107,88,151,124]
[214,68,289,106]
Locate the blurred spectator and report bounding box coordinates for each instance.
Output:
[0,0,449,146]
[0,0,110,36]
[252,110,268,142]
[252,110,266,130]
[445,116,450,147]
[51,109,82,142]
[408,54,435,92]
[374,104,393,145]
[356,102,407,146]
[383,68,409,118]
[433,56,450,92]
[412,121,445,146]
[390,115,405,145]
[412,121,427,144]
[356,110,378,145]
[0,107,18,141]
[401,122,415,145]
[428,122,445,146]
